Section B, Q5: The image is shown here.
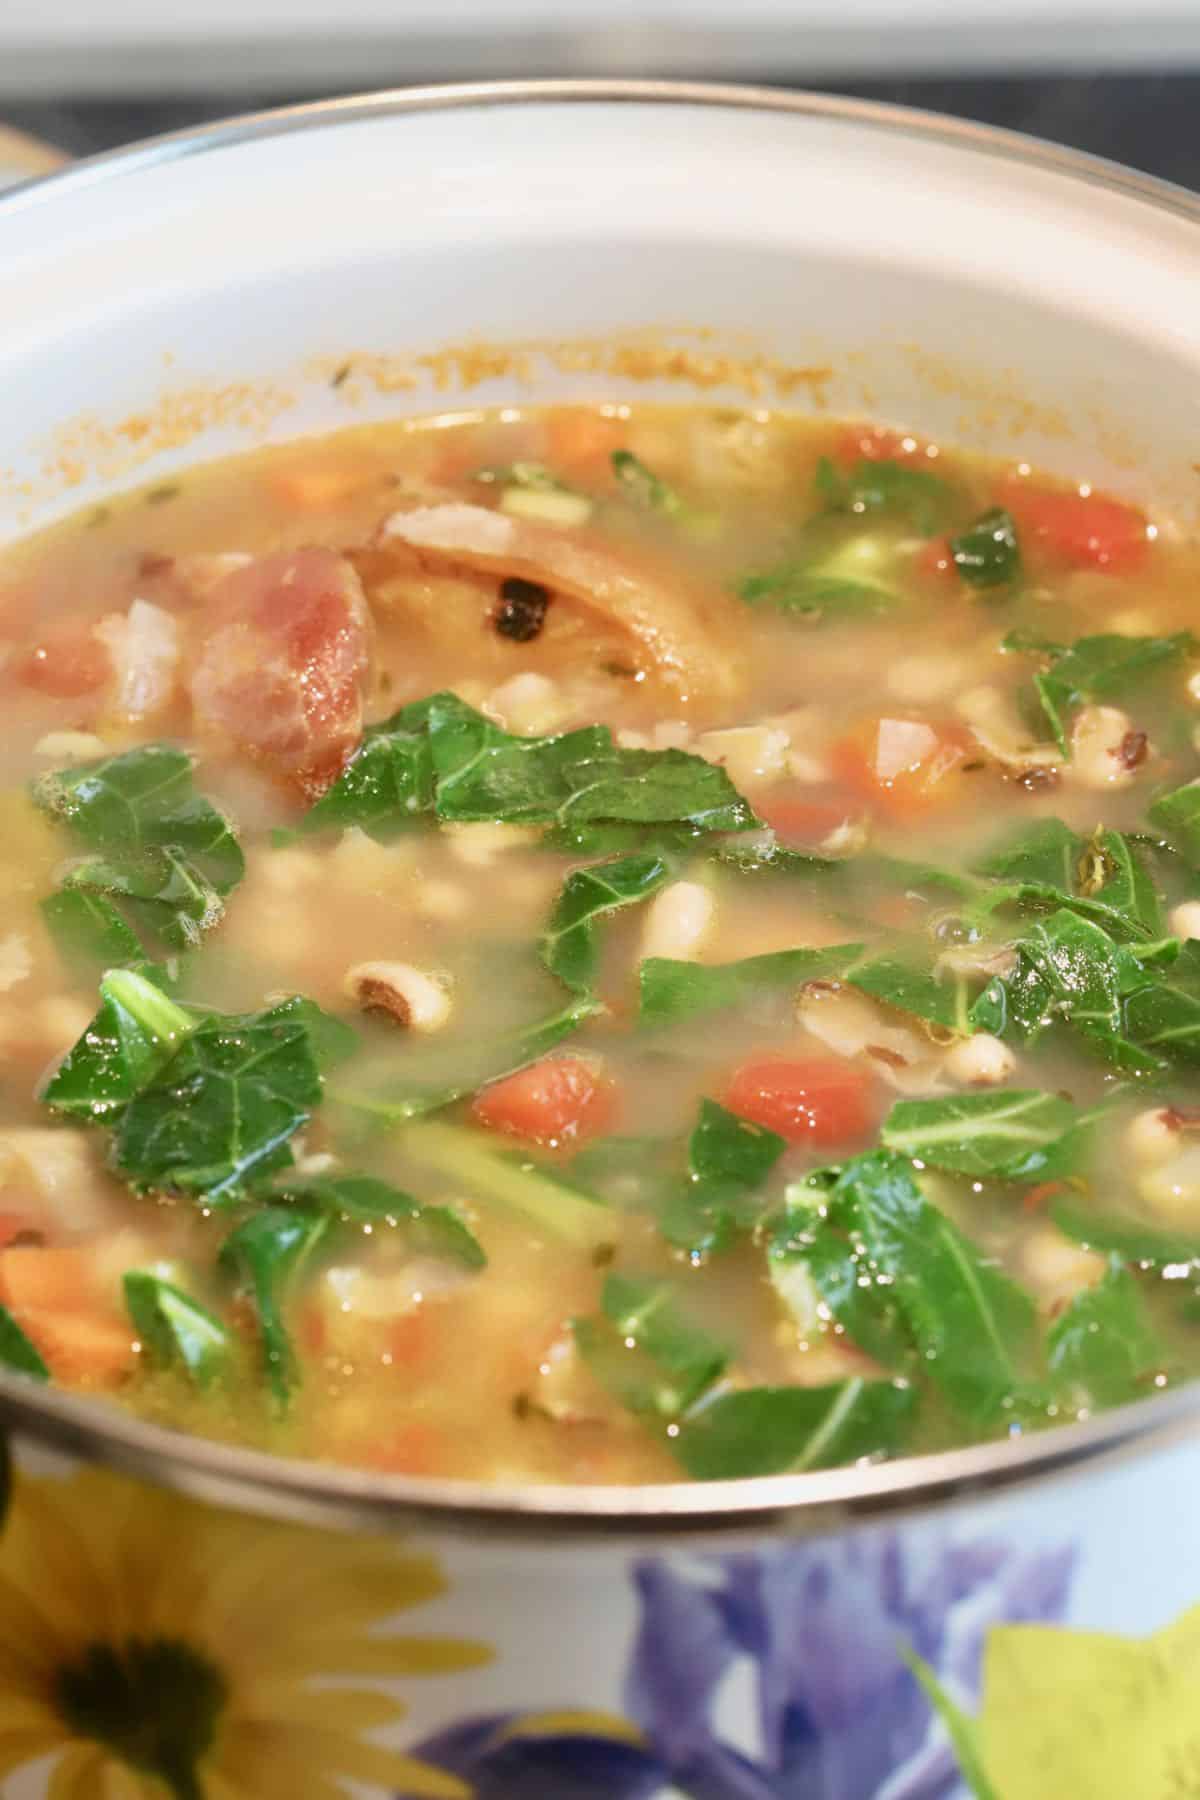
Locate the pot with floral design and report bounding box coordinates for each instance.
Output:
[0,84,1198,1800]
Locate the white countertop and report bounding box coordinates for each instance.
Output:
[0,0,1198,94]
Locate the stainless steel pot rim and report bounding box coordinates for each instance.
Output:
[3,77,1200,1534]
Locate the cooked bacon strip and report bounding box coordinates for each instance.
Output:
[190,547,373,800]
[381,502,742,702]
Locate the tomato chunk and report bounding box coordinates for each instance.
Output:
[757,793,854,849]
[190,546,373,799]
[831,716,972,819]
[834,423,931,467]
[999,478,1149,572]
[472,1056,616,1148]
[726,1057,878,1149]
[15,623,110,698]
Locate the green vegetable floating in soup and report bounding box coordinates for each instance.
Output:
[0,402,1196,1485]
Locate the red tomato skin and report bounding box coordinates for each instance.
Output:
[190,546,373,798]
[756,793,854,849]
[726,1057,878,1149]
[831,717,972,820]
[834,424,931,467]
[472,1056,616,1149]
[15,625,110,698]
[999,479,1149,572]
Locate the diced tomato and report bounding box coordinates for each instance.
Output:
[757,793,853,848]
[472,1056,616,1148]
[14,624,110,698]
[190,546,373,800]
[834,423,930,468]
[831,716,973,819]
[544,408,627,480]
[726,1056,878,1149]
[998,477,1149,572]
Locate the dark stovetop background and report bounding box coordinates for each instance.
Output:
[3,73,1200,191]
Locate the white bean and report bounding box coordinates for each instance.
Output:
[640,881,716,962]
[344,961,452,1031]
[1170,901,1200,943]
[1067,704,1141,790]
[1138,1144,1200,1224]
[1125,1107,1183,1169]
[0,935,32,995]
[1022,1226,1106,1305]
[445,822,540,867]
[943,1032,1017,1087]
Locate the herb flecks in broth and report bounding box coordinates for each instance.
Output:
[0,403,1192,1484]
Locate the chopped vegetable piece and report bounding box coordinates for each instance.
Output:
[33,744,245,950]
[950,507,1021,589]
[726,1057,878,1150]
[472,1054,616,1149]
[673,1377,917,1479]
[123,1271,230,1387]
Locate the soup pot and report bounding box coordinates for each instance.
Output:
[0,81,1198,1800]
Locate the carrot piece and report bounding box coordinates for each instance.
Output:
[0,1246,102,1315]
[756,793,854,848]
[17,1310,137,1386]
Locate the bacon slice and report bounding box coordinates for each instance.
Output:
[381,502,742,703]
[190,547,373,799]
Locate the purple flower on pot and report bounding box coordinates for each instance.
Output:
[623,1533,1075,1800]
[397,1528,1073,1800]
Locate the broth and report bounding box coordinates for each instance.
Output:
[0,403,1196,1484]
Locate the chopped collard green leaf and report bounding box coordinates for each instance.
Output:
[1149,779,1200,864]
[543,853,673,992]
[219,1205,332,1407]
[1049,1195,1200,1268]
[1046,1257,1170,1410]
[272,1174,485,1269]
[0,1307,50,1382]
[673,1377,917,1479]
[611,450,687,517]
[1002,630,1196,755]
[113,998,325,1201]
[659,1099,786,1256]
[42,967,195,1123]
[638,944,862,1027]
[298,691,755,839]
[123,1271,230,1388]
[950,507,1021,589]
[573,1272,730,1420]
[41,889,143,973]
[880,1091,1092,1183]
[824,1151,1038,1427]
[814,456,959,536]
[397,1121,612,1250]
[33,745,245,949]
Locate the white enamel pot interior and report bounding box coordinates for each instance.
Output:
[0,81,1198,1536]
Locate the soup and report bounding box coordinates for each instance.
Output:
[0,403,1196,1485]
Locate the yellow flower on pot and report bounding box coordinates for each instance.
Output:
[0,1464,491,1799]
